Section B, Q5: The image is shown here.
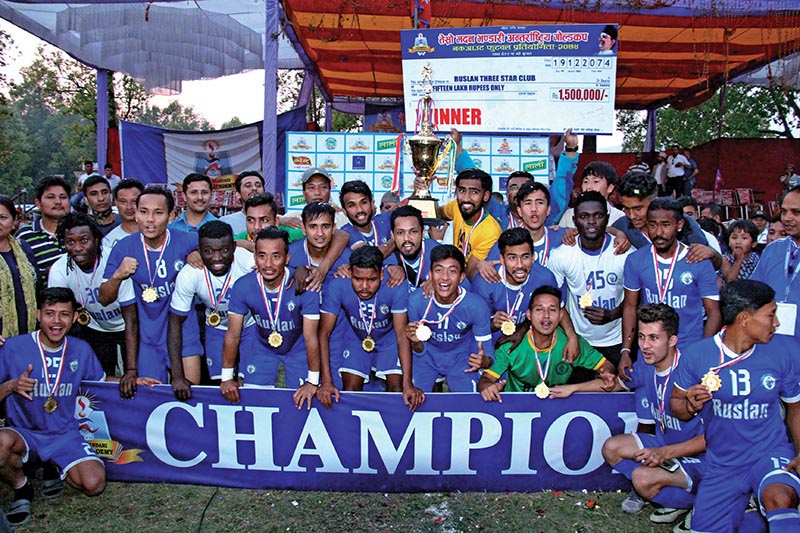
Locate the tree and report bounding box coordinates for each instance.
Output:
[137,100,212,131]
[278,69,361,132]
[221,116,244,129]
[616,83,800,151]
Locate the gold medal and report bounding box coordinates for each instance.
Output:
[701,370,722,392]
[362,336,376,352]
[500,320,516,336]
[44,396,58,414]
[660,417,667,433]
[579,292,593,308]
[206,310,222,327]
[142,286,158,303]
[268,330,283,348]
[534,382,550,399]
[416,324,432,342]
[77,308,91,326]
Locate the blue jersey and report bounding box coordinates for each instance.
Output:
[228,268,320,355]
[341,212,392,250]
[393,238,439,293]
[486,227,566,267]
[673,334,800,469]
[0,332,104,434]
[288,239,352,282]
[472,264,556,335]
[407,288,494,359]
[752,237,800,335]
[103,230,198,346]
[321,276,408,343]
[623,244,718,345]
[625,354,703,447]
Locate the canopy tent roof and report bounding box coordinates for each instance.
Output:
[1,1,799,108]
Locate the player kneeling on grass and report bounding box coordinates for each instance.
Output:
[670,280,800,533]
[406,244,494,392]
[0,287,158,526]
[317,246,424,411]
[592,304,704,531]
[478,285,615,402]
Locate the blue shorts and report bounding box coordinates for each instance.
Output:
[204,326,227,380]
[239,334,308,388]
[692,444,800,533]
[180,311,204,357]
[338,330,401,381]
[633,433,705,492]
[139,316,204,381]
[412,348,479,392]
[5,427,102,480]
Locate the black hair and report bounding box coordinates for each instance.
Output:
[638,303,679,337]
[701,202,723,219]
[573,190,608,213]
[56,213,104,269]
[301,201,336,225]
[0,195,18,220]
[455,168,493,193]
[234,171,264,194]
[530,285,562,309]
[390,205,424,231]
[244,192,277,215]
[676,196,699,211]
[36,176,71,200]
[698,217,722,236]
[137,185,175,213]
[647,197,683,222]
[582,161,618,187]
[199,220,234,241]
[38,286,78,310]
[508,170,534,181]
[770,214,783,224]
[515,181,550,206]
[498,227,533,254]
[618,171,657,199]
[339,180,373,204]
[254,226,289,253]
[113,178,144,199]
[104,163,113,170]
[181,173,212,193]
[720,280,775,326]
[84,160,94,166]
[83,175,111,193]
[430,244,465,273]
[349,245,384,272]
[726,219,759,244]
[491,192,505,204]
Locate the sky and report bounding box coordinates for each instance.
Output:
[0,19,624,151]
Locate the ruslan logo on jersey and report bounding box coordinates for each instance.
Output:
[680,271,694,285]
[761,374,777,391]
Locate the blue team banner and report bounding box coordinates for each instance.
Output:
[401,24,617,134]
[77,384,636,492]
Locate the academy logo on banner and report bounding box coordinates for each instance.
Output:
[163,125,261,191]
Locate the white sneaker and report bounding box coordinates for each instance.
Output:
[621,490,646,514]
[673,510,692,533]
[650,507,687,524]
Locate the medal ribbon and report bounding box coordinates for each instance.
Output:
[581,235,608,293]
[203,266,234,310]
[783,241,800,301]
[710,329,755,373]
[74,256,99,308]
[34,331,68,400]
[654,348,681,427]
[420,287,466,325]
[498,265,524,321]
[140,230,170,287]
[257,269,286,331]
[460,209,485,257]
[400,243,425,288]
[536,228,550,267]
[651,242,683,303]
[528,330,555,383]
[358,294,378,337]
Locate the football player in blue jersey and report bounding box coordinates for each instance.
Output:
[671,280,800,533]
[317,246,424,410]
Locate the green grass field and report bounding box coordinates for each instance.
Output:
[2,480,678,532]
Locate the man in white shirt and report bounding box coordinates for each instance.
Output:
[666,145,689,198]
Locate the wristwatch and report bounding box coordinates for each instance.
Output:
[564,145,579,153]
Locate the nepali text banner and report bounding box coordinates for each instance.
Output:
[401,24,617,135]
[77,384,636,492]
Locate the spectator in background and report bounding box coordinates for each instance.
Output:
[71,160,98,212]
[380,191,400,214]
[677,196,700,220]
[219,170,265,234]
[682,148,699,197]
[103,179,144,249]
[767,215,786,244]
[719,219,760,285]
[700,202,724,225]
[652,151,668,196]
[750,210,768,251]
[558,161,625,229]
[103,163,121,191]
[666,145,689,198]
[169,173,216,232]
[627,152,650,175]
[15,176,69,285]
[779,163,800,192]
[0,195,38,339]
[83,175,122,237]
